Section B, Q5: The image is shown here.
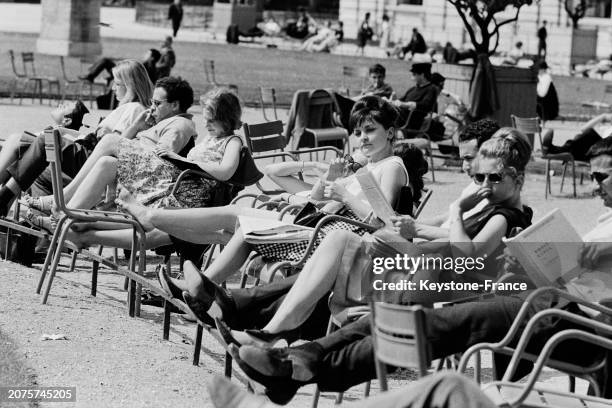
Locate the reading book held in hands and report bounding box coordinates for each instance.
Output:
[355,170,396,226]
[504,208,612,304]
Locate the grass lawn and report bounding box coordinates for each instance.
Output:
[0,31,610,119]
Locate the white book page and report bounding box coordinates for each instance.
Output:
[504,209,584,286]
[355,170,396,226]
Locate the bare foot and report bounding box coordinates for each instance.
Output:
[116,188,154,231]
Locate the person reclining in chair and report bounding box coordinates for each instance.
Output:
[221,137,612,405]
[0,60,155,217]
[386,62,439,131]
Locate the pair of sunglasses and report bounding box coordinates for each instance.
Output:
[473,172,506,184]
[590,172,610,183]
[344,154,364,172]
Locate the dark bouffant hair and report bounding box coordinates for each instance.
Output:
[200,88,242,134]
[369,63,386,77]
[348,95,399,135]
[155,76,194,113]
[393,143,428,202]
[458,119,501,148]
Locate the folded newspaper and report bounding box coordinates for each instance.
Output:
[504,208,612,304]
[239,216,314,244]
[355,170,396,226]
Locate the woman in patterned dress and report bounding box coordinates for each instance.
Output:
[35,88,246,251]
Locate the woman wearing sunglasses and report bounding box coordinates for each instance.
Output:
[207,128,533,347]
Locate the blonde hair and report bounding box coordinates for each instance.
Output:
[478,127,532,173]
[112,59,153,107]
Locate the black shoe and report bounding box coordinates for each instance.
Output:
[157,265,183,299]
[195,274,237,326]
[244,327,300,346]
[240,343,322,382]
[227,344,300,405]
[215,317,241,348]
[182,291,215,327]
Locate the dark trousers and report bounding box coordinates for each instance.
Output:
[544,128,602,162]
[8,133,90,194]
[171,18,181,37]
[311,294,610,395]
[85,57,116,83]
[229,273,331,340]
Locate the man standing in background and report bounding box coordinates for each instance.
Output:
[537,20,547,59]
[168,0,183,38]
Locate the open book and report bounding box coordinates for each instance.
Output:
[355,170,396,226]
[504,208,612,304]
[239,216,314,244]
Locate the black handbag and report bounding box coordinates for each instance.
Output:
[293,202,348,227]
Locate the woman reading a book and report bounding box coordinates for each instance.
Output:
[120,96,426,286]
[200,128,534,347]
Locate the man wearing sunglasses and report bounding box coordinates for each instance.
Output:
[229,137,612,404]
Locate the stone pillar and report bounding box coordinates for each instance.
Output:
[36,0,102,57]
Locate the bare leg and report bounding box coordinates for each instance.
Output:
[260,230,354,333]
[202,230,253,283]
[67,156,117,210]
[118,189,278,239]
[66,228,172,250]
[61,134,122,202]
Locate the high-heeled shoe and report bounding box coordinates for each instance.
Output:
[20,194,54,215]
[156,265,183,299]
[182,291,215,327]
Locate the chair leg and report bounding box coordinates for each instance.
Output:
[560,162,567,193]
[569,376,576,393]
[429,150,435,183]
[192,324,203,366]
[69,250,78,272]
[572,160,576,197]
[91,245,104,297]
[545,160,550,199]
[42,219,75,304]
[363,381,371,397]
[36,215,69,294]
[224,352,233,378]
[162,300,171,340]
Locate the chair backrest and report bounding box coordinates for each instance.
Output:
[8,50,24,78]
[203,59,216,85]
[44,129,71,216]
[243,120,287,155]
[511,115,540,150]
[372,302,431,378]
[59,56,73,82]
[21,52,36,76]
[307,89,337,129]
[341,66,368,96]
[259,87,278,121]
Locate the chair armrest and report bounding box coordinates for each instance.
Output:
[288,146,343,157]
[254,151,299,161]
[278,203,305,220]
[502,326,612,406]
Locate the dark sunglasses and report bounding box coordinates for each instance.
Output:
[344,154,364,172]
[473,172,505,184]
[590,172,610,183]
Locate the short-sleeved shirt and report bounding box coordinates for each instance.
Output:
[97,102,146,135]
[136,113,196,153]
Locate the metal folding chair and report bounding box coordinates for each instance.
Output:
[21,52,61,105]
